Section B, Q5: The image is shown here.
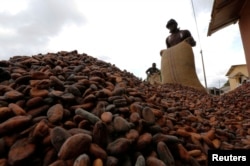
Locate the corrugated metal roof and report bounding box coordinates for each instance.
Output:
[207,0,247,36]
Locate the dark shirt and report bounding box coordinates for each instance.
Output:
[146,67,160,75]
[166,29,194,48]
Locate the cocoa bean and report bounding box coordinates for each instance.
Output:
[0,115,31,135]
[142,107,155,125]
[113,116,130,133]
[89,143,107,160]
[47,104,64,124]
[73,154,90,166]
[135,155,145,166]
[0,107,13,120]
[58,133,92,160]
[157,141,175,166]
[92,158,103,166]
[107,138,131,156]
[101,112,113,123]
[136,132,152,150]
[146,156,166,166]
[4,90,24,100]
[51,126,71,152]
[106,156,118,166]
[75,108,100,124]
[8,138,36,166]
[126,129,139,141]
[8,103,26,115]
[26,96,44,108]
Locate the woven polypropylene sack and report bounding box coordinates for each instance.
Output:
[161,41,206,92]
[147,72,161,85]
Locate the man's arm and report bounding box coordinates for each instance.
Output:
[166,37,170,48]
[183,30,196,47]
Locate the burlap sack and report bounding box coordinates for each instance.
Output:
[147,72,161,85]
[161,41,206,92]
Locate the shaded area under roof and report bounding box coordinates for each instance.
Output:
[207,0,247,36]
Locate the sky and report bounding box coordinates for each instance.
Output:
[0,0,246,88]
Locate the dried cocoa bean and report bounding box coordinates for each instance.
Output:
[0,115,31,135]
[58,133,92,160]
[47,104,64,124]
[135,155,145,166]
[8,138,36,166]
[157,141,175,166]
[89,143,107,160]
[107,138,131,156]
[146,156,166,166]
[113,116,130,133]
[73,154,90,166]
[75,108,100,124]
[136,132,152,150]
[51,126,71,152]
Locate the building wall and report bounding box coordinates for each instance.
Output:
[228,65,249,90]
[239,0,250,74]
[228,78,238,90]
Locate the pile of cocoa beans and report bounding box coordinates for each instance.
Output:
[0,50,249,166]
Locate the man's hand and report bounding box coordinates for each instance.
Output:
[185,37,196,47]
[160,49,165,56]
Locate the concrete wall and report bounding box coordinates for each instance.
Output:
[228,65,248,90]
[239,0,250,75]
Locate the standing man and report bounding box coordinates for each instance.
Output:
[146,63,161,84]
[146,63,160,76]
[165,19,196,48]
[160,19,206,92]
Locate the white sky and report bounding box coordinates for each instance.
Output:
[0,0,246,88]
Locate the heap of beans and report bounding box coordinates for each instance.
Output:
[0,50,249,166]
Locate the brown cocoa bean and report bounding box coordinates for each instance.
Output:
[142,107,155,125]
[177,143,191,162]
[30,88,49,97]
[8,103,26,115]
[51,126,71,152]
[58,133,92,160]
[126,129,139,141]
[89,143,107,160]
[8,138,36,166]
[113,116,130,132]
[136,132,152,150]
[73,154,90,166]
[26,96,44,108]
[47,104,64,124]
[101,112,113,123]
[146,156,166,166]
[157,141,175,166]
[0,107,13,120]
[30,119,49,140]
[0,115,31,135]
[43,148,57,166]
[0,158,7,166]
[4,90,24,100]
[135,155,145,166]
[188,149,202,157]
[107,138,131,156]
[75,108,100,124]
[92,158,103,166]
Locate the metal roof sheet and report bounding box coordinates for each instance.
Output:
[207,0,247,36]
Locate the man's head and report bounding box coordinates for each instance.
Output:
[152,63,156,68]
[166,19,177,28]
[166,19,178,33]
